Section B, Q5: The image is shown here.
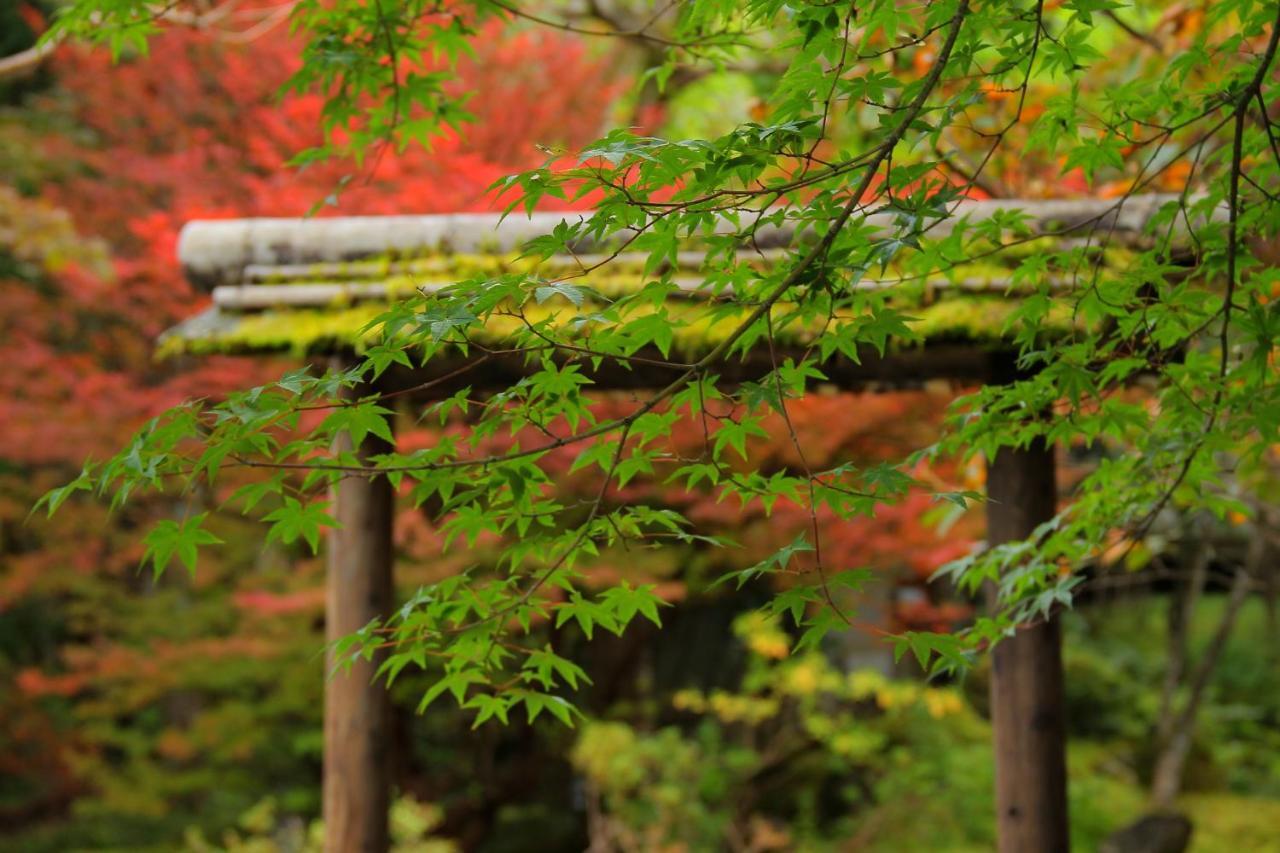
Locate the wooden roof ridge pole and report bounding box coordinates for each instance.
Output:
[985,357,1070,853]
[324,358,395,853]
[175,194,1204,288]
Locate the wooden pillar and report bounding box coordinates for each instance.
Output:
[324,374,394,853]
[987,438,1070,853]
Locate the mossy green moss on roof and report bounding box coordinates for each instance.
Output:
[162,237,1134,360]
[239,241,1135,288]
[158,290,1078,360]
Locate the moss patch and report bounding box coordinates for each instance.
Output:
[159,290,1080,360]
[163,242,1122,358]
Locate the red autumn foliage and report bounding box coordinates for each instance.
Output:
[2,19,625,466]
[0,18,625,831]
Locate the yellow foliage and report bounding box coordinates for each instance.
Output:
[737,611,791,659]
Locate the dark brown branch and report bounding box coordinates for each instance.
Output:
[1104,10,1161,52]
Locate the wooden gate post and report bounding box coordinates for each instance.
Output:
[324,373,394,853]
[986,438,1069,853]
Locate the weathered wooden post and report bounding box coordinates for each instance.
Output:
[324,370,395,853]
[986,436,1069,853]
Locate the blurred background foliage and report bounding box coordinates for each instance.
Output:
[2,1,1279,850]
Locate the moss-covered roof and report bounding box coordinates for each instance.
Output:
[160,198,1189,361]
[161,285,1069,361]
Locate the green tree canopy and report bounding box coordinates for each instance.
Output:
[39,0,1280,729]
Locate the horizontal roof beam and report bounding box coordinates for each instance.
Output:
[178,194,1197,289]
